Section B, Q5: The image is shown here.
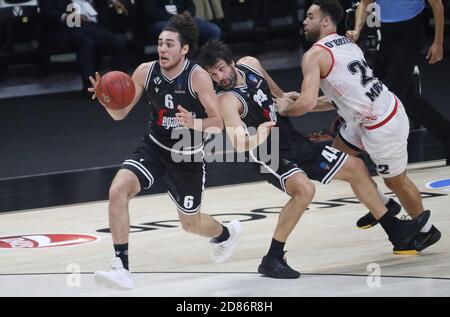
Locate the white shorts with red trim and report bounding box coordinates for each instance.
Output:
[339,101,410,178]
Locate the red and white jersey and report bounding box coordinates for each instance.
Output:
[314,33,397,128]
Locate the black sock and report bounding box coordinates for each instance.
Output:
[267,238,285,257]
[378,212,398,240]
[211,225,230,243]
[114,243,129,270]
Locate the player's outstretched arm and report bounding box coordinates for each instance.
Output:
[315,96,335,112]
[277,49,321,116]
[238,56,299,100]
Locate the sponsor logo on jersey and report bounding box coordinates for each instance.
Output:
[0,234,100,249]
[426,178,450,191]
[161,117,182,129]
[320,162,331,171]
[156,109,197,129]
[154,77,162,85]
[248,74,259,84]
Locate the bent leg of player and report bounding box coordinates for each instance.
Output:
[95,140,164,290]
[257,172,314,279]
[94,169,141,291]
[362,102,440,254]
[301,143,428,253]
[165,153,242,264]
[334,122,401,229]
[249,150,314,279]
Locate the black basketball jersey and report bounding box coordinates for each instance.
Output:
[217,63,309,144]
[144,59,208,153]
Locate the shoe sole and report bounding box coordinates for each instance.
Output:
[393,249,419,255]
[211,245,237,263]
[257,266,301,279]
[94,273,117,289]
[94,272,134,290]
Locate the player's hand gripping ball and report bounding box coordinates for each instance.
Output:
[96,71,135,110]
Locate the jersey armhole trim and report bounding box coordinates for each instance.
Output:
[188,64,199,100]
[144,61,156,90]
[236,63,264,77]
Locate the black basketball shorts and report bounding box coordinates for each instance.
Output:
[121,135,205,214]
[251,138,348,194]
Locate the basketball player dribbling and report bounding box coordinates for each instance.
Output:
[199,39,430,279]
[88,15,242,290]
[276,0,441,255]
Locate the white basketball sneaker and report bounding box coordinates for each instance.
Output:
[94,258,135,290]
[210,220,242,263]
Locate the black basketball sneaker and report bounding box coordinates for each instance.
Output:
[257,252,300,279]
[356,198,402,229]
[394,225,441,255]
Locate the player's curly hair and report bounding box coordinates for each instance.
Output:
[312,0,344,25]
[198,40,234,70]
[163,14,199,58]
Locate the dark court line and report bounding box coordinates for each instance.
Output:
[0,271,449,281]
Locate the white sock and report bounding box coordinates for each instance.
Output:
[420,218,432,233]
[377,187,390,205]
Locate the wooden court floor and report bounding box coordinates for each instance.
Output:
[0,161,449,297]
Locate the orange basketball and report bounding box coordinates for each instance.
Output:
[97,71,135,110]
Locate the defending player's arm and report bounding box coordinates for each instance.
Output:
[277,95,335,113]
[315,96,336,111]
[276,48,322,116]
[219,93,274,152]
[239,56,299,100]
[176,67,223,134]
[346,0,373,42]
[89,63,148,121]
[426,0,444,64]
